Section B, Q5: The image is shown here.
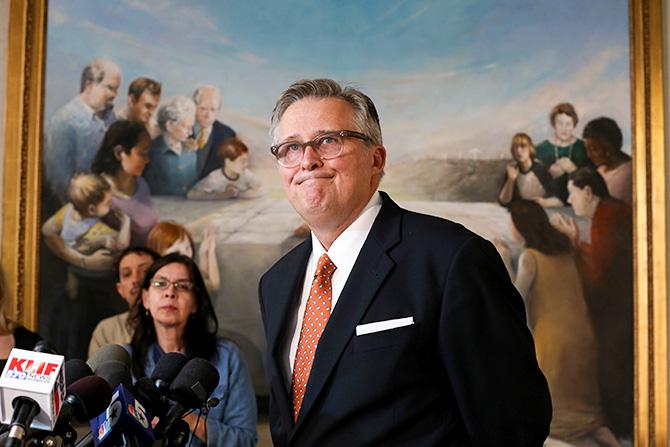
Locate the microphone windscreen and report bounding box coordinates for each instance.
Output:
[32,340,59,355]
[67,376,113,421]
[87,344,131,372]
[133,377,162,412]
[95,360,132,390]
[64,359,93,386]
[169,358,220,409]
[150,352,188,385]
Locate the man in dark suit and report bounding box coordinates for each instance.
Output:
[192,85,236,180]
[259,79,551,447]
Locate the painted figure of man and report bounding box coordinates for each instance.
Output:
[44,58,121,202]
[259,79,552,446]
[116,77,162,138]
[192,85,236,180]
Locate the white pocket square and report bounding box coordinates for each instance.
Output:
[356,316,414,336]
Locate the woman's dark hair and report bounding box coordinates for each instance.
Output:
[569,167,610,199]
[91,120,149,176]
[508,200,571,255]
[130,253,219,378]
[582,117,623,153]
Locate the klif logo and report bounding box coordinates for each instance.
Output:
[8,358,58,375]
[5,357,59,382]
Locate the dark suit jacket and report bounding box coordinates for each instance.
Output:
[259,192,552,447]
[196,120,236,180]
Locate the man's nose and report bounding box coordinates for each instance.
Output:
[300,144,323,170]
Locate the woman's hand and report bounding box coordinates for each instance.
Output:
[506,162,519,181]
[550,213,579,246]
[557,156,577,174]
[549,161,565,178]
[183,412,207,443]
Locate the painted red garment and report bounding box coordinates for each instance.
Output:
[576,197,633,437]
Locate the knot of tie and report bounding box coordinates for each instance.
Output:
[315,253,336,278]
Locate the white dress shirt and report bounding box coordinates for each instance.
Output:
[288,192,383,373]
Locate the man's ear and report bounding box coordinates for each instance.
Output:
[584,185,594,200]
[128,94,136,106]
[371,145,387,176]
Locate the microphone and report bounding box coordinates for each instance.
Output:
[150,352,188,394]
[169,358,220,409]
[0,348,66,445]
[94,361,132,390]
[89,384,154,447]
[87,344,131,373]
[51,376,113,447]
[64,359,93,385]
[32,341,59,355]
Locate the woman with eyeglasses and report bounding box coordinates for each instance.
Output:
[129,253,257,446]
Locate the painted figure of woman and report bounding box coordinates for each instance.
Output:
[535,103,594,202]
[144,96,198,196]
[498,133,562,207]
[91,120,158,245]
[500,200,619,446]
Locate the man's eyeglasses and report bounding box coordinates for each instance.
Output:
[270,130,372,168]
[150,277,194,292]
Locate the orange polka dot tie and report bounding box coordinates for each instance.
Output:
[291,253,337,422]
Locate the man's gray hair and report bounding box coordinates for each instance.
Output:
[157,96,196,132]
[192,85,221,108]
[80,58,119,93]
[270,79,382,145]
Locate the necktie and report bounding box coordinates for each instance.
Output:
[197,129,207,149]
[291,253,337,422]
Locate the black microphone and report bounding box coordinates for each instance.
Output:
[64,359,93,385]
[94,360,133,390]
[86,344,131,374]
[5,397,39,447]
[150,352,188,394]
[168,358,220,409]
[32,341,59,355]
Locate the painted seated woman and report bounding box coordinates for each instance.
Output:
[535,102,594,203]
[144,96,198,196]
[498,132,562,207]
[91,120,158,245]
[500,200,619,447]
[129,254,257,446]
[188,137,265,200]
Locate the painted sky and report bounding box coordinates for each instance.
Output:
[44,0,631,164]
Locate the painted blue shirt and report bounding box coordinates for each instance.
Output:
[44,96,116,202]
[126,339,258,447]
[144,136,198,196]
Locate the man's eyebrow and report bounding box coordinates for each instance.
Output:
[279,130,337,142]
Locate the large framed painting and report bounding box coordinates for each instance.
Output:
[2,0,667,444]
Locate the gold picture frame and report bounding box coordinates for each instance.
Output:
[2,0,667,443]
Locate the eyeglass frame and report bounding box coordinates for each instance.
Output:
[149,276,195,293]
[269,130,373,168]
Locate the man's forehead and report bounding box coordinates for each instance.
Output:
[279,97,355,137]
[120,253,154,267]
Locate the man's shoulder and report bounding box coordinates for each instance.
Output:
[212,120,236,137]
[50,97,90,128]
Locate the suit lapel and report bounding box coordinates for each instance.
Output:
[293,193,402,433]
[265,239,312,430]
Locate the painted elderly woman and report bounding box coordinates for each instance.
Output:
[144,96,198,196]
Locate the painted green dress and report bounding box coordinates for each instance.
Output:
[535,138,594,203]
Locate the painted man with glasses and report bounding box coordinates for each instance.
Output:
[259,79,551,447]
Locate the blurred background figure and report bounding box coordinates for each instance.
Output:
[535,102,594,203]
[499,200,619,447]
[144,96,198,196]
[498,132,562,208]
[92,120,158,245]
[0,273,42,370]
[192,85,237,181]
[551,168,633,438]
[582,117,632,206]
[147,221,220,293]
[88,246,158,358]
[188,137,265,200]
[116,77,162,138]
[129,254,257,446]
